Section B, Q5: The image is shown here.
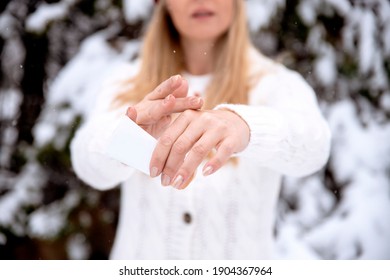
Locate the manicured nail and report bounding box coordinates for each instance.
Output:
[161,174,171,186]
[150,167,159,178]
[171,75,181,86]
[172,175,184,189]
[126,107,131,115]
[190,97,201,106]
[164,94,173,104]
[202,166,214,176]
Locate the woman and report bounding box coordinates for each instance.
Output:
[71,0,331,259]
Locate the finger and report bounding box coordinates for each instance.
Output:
[161,121,205,185]
[136,94,176,124]
[171,131,219,190]
[168,96,204,113]
[126,106,137,122]
[171,78,189,98]
[202,139,236,177]
[149,111,194,182]
[148,75,185,100]
[136,93,203,126]
[147,95,203,122]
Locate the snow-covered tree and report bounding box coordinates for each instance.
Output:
[0,0,389,259]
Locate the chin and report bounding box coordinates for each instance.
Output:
[186,29,226,42]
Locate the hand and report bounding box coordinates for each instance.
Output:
[126,75,203,138]
[149,109,250,189]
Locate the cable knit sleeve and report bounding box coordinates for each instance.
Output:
[70,63,137,190]
[215,65,331,177]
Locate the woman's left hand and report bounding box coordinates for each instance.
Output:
[149,109,250,189]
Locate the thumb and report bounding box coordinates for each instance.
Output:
[126,106,137,122]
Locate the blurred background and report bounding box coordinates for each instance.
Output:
[0,0,389,260]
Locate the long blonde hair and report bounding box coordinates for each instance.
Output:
[116,0,253,109]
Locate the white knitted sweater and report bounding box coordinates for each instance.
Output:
[70,49,331,259]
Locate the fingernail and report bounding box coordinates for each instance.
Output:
[171,75,181,86]
[161,174,171,186]
[164,94,172,104]
[172,175,184,189]
[150,167,159,178]
[202,166,214,176]
[190,97,201,106]
[126,107,131,115]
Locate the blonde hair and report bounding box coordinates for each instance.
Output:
[115,0,256,109]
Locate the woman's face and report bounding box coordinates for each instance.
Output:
[166,0,235,42]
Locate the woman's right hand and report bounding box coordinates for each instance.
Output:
[126,75,203,138]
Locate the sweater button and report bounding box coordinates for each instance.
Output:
[183,212,192,224]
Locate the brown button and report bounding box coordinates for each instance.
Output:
[183,212,192,224]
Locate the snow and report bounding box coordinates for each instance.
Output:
[0,232,6,245]
[67,233,90,260]
[28,191,80,239]
[328,101,390,182]
[26,2,70,33]
[46,32,136,116]
[298,0,351,26]
[0,0,389,260]
[0,89,23,120]
[298,0,318,26]
[0,125,18,167]
[275,223,320,259]
[307,26,337,86]
[28,206,66,239]
[304,171,390,259]
[380,4,390,55]
[33,121,57,149]
[0,12,15,38]
[0,164,44,236]
[358,9,376,74]
[33,33,139,147]
[1,37,25,85]
[314,46,337,86]
[123,0,154,23]
[380,92,390,111]
[245,0,285,32]
[324,0,350,16]
[276,99,390,259]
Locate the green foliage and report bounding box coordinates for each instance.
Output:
[36,143,70,171]
[338,55,359,78]
[10,147,28,173]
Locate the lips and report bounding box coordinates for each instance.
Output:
[192,9,215,18]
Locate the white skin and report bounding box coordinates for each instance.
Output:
[127,0,250,189]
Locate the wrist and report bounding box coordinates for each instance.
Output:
[214,106,250,153]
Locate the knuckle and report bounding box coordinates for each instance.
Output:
[192,143,208,157]
[202,113,228,130]
[201,113,214,123]
[221,142,235,155]
[160,135,174,147]
[177,110,194,124]
[172,140,188,155]
[216,119,229,131]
